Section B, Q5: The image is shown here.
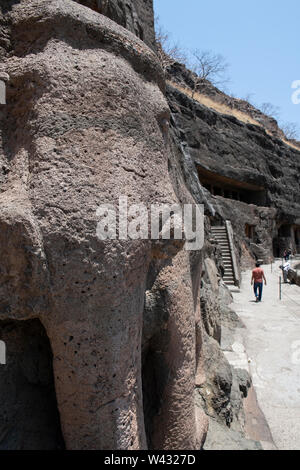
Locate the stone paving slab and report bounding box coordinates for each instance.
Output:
[229,260,300,450]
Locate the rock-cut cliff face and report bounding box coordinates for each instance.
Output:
[75,0,156,49]
[166,63,300,266]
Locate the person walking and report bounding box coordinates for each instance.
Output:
[283,249,291,261]
[251,262,267,302]
[281,260,290,283]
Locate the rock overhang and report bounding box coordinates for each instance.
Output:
[7,0,165,92]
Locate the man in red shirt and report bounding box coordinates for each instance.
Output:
[251,262,267,302]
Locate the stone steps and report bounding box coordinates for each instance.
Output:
[211,226,235,286]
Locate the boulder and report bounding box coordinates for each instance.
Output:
[288,268,300,286]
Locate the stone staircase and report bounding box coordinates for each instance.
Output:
[211,225,235,286]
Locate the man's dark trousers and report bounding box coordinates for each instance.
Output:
[254,282,263,301]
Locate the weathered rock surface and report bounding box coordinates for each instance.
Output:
[167,61,292,144]
[288,268,300,286]
[74,0,156,49]
[204,417,262,450]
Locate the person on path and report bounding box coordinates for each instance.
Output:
[281,260,290,283]
[283,249,291,261]
[251,262,267,302]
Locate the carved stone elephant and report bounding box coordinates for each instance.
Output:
[0,0,207,449]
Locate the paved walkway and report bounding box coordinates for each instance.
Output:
[229,260,300,450]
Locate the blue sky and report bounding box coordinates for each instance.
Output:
[153,0,300,134]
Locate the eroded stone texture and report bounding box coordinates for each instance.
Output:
[74,0,156,49]
[142,249,205,449]
[288,268,300,286]
[0,0,207,450]
[200,258,222,342]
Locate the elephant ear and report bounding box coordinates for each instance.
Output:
[0,188,49,320]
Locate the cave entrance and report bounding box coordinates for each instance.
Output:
[278,224,292,238]
[0,319,65,450]
[245,224,255,241]
[197,164,266,206]
[272,238,280,258]
[273,224,293,258]
[292,225,300,254]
